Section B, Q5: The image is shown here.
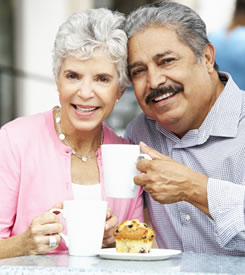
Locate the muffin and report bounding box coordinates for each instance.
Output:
[113,219,155,253]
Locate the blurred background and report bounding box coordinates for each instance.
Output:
[0,0,237,135]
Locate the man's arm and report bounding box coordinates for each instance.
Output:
[135,142,210,215]
[136,142,245,251]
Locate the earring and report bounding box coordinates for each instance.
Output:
[116,99,119,103]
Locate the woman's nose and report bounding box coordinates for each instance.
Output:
[77,79,94,98]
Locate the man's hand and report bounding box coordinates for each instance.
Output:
[135,142,210,216]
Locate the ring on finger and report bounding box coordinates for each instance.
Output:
[49,236,57,247]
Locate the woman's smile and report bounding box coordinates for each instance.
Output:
[58,54,120,131]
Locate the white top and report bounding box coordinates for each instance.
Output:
[72,183,102,201]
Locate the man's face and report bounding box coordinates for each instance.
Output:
[128,26,217,137]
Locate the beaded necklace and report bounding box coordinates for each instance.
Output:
[55,107,103,162]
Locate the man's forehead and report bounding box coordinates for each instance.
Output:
[128,25,178,44]
[128,26,178,53]
[128,26,193,67]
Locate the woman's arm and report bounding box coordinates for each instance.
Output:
[0,207,63,259]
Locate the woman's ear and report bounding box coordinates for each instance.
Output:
[53,68,59,86]
[116,89,126,101]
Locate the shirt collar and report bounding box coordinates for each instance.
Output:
[200,72,242,140]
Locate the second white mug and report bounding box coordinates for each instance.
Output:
[101,144,151,198]
[50,200,108,256]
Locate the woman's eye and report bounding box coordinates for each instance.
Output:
[66,72,78,79]
[98,76,109,83]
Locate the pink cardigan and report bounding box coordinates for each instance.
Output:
[0,108,143,252]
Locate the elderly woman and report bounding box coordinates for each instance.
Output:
[0,8,143,258]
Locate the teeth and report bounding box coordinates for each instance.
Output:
[76,106,97,112]
[154,92,175,102]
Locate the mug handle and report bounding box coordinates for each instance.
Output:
[132,153,152,191]
[137,153,152,161]
[49,208,69,247]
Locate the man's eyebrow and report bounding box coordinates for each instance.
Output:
[128,50,177,71]
[128,62,145,71]
[153,50,174,61]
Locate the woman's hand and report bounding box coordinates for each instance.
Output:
[0,203,64,259]
[23,202,64,255]
[102,208,118,248]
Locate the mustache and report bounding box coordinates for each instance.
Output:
[145,84,184,105]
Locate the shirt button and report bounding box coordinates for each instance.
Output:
[185,215,191,221]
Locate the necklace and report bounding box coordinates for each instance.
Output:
[55,107,104,162]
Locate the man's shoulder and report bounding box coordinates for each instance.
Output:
[128,112,149,127]
[126,112,148,132]
[240,91,245,118]
[125,112,154,142]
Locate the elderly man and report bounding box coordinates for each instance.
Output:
[125,0,245,255]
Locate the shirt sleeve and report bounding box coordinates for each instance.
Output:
[208,178,245,251]
[0,128,20,238]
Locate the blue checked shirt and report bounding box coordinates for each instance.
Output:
[125,73,245,255]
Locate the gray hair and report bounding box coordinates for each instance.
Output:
[125,1,218,69]
[53,8,130,91]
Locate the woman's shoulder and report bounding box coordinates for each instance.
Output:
[1,109,53,138]
[102,123,131,144]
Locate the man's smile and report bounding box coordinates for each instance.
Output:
[145,84,184,105]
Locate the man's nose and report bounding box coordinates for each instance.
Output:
[147,66,166,90]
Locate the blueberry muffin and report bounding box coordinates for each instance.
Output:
[113,219,155,253]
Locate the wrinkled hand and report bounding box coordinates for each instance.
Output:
[24,202,64,255]
[102,208,118,248]
[135,142,209,214]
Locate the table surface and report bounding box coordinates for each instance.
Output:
[0,250,245,275]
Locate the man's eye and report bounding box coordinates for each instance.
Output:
[159,58,175,65]
[131,69,144,78]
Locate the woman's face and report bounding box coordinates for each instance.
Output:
[57,51,121,133]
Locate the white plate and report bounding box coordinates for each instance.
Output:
[99,248,181,261]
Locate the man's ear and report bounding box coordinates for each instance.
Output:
[204,43,216,73]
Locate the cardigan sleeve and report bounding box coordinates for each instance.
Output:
[124,186,144,222]
[0,127,20,238]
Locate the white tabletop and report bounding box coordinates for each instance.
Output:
[0,250,245,274]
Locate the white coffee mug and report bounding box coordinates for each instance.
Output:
[50,200,108,256]
[101,144,151,198]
